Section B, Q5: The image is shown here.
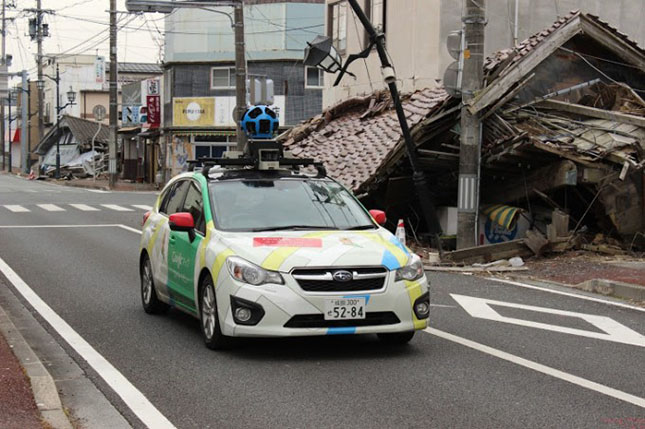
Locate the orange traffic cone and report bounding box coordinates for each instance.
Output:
[395,218,406,246]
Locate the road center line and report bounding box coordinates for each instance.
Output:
[118,224,142,234]
[0,224,123,228]
[0,256,177,429]
[425,327,645,409]
[488,278,645,313]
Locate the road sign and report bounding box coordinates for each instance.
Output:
[93,104,106,122]
[451,294,645,347]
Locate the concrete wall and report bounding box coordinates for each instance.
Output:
[323,0,645,107]
[324,0,442,107]
[438,0,645,79]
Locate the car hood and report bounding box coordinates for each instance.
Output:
[217,229,411,272]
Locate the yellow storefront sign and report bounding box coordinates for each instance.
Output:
[173,97,216,127]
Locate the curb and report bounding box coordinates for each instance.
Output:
[503,274,645,305]
[0,305,73,429]
[576,278,645,302]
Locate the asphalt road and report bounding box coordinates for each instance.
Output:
[1,174,644,429]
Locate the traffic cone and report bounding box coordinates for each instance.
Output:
[395,219,406,246]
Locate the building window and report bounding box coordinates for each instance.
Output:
[305,66,324,88]
[195,135,235,159]
[365,0,386,48]
[328,1,347,53]
[210,67,236,89]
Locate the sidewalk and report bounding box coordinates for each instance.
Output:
[507,250,645,303]
[1,170,158,192]
[0,327,43,429]
[0,303,72,429]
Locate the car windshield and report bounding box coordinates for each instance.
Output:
[209,178,376,231]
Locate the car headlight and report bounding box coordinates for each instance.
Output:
[395,254,424,282]
[226,256,284,286]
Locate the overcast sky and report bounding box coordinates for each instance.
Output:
[5,0,162,82]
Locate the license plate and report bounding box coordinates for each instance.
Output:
[324,297,366,320]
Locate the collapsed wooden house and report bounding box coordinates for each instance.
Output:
[281,11,645,247]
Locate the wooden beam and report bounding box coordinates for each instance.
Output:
[442,239,533,265]
[537,99,645,128]
[467,17,582,115]
[580,18,645,71]
[482,160,578,204]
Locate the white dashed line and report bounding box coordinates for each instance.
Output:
[101,204,133,212]
[37,204,65,212]
[132,205,152,211]
[69,204,100,212]
[3,205,30,212]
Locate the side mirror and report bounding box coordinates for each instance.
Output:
[369,209,387,226]
[169,212,196,241]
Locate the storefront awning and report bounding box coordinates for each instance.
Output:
[481,204,522,231]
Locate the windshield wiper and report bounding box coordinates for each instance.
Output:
[250,225,339,232]
[345,224,376,230]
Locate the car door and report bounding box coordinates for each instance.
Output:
[161,180,190,299]
[167,179,205,313]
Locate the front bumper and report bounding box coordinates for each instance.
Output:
[215,270,429,337]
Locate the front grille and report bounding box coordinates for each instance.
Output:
[284,312,400,328]
[292,267,387,292]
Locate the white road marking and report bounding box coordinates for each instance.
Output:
[0,256,177,428]
[132,205,152,211]
[101,204,133,212]
[425,327,645,409]
[85,189,110,193]
[488,278,645,313]
[430,303,457,308]
[3,205,30,212]
[451,294,645,347]
[118,224,142,234]
[37,204,65,212]
[0,224,123,228]
[69,204,100,212]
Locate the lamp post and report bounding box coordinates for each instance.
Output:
[304,1,443,251]
[36,63,76,179]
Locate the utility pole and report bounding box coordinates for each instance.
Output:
[36,0,44,153]
[233,1,247,152]
[21,70,27,174]
[1,0,6,171]
[457,0,485,249]
[108,0,118,188]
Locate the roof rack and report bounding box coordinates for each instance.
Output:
[193,139,326,178]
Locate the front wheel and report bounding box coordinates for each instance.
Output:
[200,275,231,350]
[377,331,415,345]
[140,254,169,314]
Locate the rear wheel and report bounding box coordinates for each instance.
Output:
[140,254,169,314]
[377,331,415,345]
[200,275,231,350]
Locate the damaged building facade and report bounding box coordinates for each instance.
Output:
[282,11,645,250]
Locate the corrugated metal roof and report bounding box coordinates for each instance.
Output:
[107,62,163,74]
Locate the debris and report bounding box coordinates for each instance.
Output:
[524,230,549,256]
[508,256,525,267]
[442,240,533,265]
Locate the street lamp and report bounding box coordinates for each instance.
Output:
[304,36,344,74]
[39,64,77,178]
[304,0,443,251]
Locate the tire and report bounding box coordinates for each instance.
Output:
[140,254,169,314]
[199,275,231,350]
[377,331,415,345]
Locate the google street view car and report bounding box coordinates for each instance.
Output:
[139,116,429,350]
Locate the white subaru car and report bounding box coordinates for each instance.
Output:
[139,168,430,349]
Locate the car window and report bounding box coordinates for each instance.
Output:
[209,178,374,231]
[165,180,190,216]
[158,186,173,214]
[182,181,205,235]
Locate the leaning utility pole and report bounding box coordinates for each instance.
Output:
[108,0,118,188]
[36,0,44,151]
[457,0,485,249]
[233,1,247,152]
